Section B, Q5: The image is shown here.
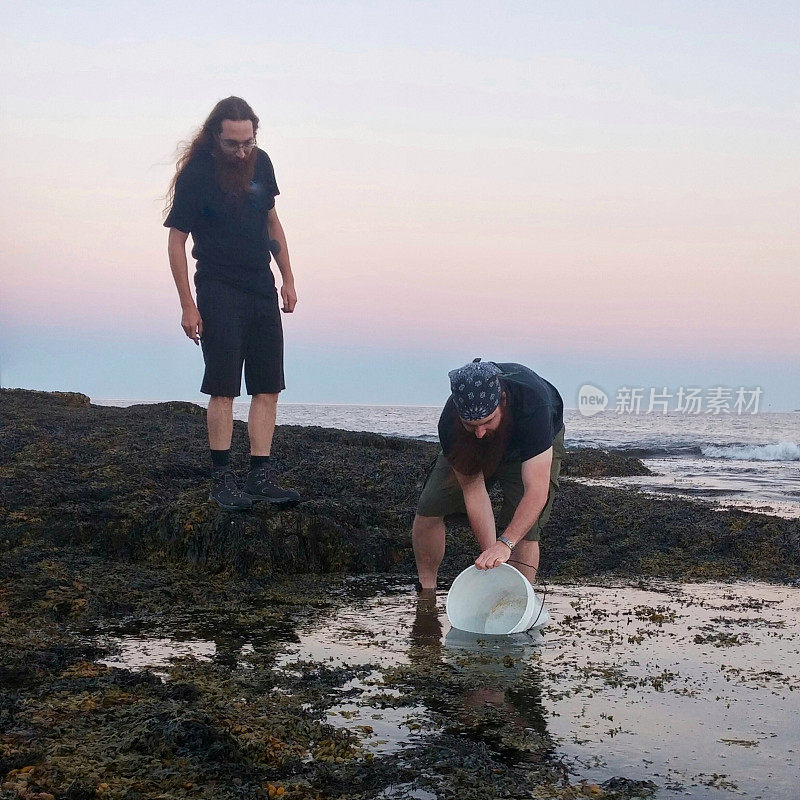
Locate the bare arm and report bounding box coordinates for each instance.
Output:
[167,227,202,345]
[454,470,497,552]
[474,446,553,570]
[503,447,552,544]
[267,207,296,313]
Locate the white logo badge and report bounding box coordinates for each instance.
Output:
[577,384,608,417]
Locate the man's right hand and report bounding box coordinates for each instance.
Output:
[181,305,203,345]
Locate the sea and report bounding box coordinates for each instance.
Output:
[98,401,800,519]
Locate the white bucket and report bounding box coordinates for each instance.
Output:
[445,564,550,635]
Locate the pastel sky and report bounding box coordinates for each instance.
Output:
[1,1,798,409]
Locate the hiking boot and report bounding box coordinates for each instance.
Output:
[244,464,301,506]
[209,465,252,511]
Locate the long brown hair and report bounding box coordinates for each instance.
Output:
[446,393,513,477]
[165,96,259,214]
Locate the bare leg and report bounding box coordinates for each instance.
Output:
[412,514,446,589]
[207,396,234,450]
[248,393,279,456]
[510,539,540,584]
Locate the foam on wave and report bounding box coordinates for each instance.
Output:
[701,441,800,461]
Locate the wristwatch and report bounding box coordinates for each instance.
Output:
[497,534,515,551]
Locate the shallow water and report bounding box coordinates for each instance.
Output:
[98,636,217,678]
[581,455,800,518]
[539,582,800,797]
[96,577,800,799]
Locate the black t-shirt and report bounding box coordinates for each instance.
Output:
[438,363,564,462]
[164,148,279,297]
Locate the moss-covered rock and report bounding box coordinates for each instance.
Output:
[1,388,798,582]
[1,390,798,800]
[561,447,652,477]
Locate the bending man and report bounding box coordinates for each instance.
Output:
[413,359,564,587]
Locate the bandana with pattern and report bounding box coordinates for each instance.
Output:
[448,360,502,420]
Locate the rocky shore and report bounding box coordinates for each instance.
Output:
[2,389,797,583]
[1,390,798,800]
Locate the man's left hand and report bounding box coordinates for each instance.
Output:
[475,541,512,570]
[281,283,297,313]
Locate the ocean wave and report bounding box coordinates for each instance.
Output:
[701,441,800,461]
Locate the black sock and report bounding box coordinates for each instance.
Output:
[211,449,230,468]
[250,455,271,470]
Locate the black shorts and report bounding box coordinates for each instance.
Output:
[196,280,285,397]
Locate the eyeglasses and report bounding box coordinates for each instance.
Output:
[217,137,256,153]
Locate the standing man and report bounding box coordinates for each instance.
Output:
[165,96,300,511]
[413,359,564,588]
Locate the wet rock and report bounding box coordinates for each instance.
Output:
[562,448,652,477]
[542,483,800,581]
[601,776,658,796]
[164,681,201,702]
[124,711,244,762]
[0,388,90,408]
[297,663,371,688]
[0,744,42,776]
[60,780,96,799]
[0,645,99,689]
[126,400,206,416]
[1,389,798,583]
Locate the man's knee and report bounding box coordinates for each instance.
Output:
[251,392,279,404]
[209,396,234,407]
[512,539,540,579]
[413,514,443,535]
[515,539,540,555]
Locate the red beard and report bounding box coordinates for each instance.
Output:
[446,398,513,477]
[214,146,257,199]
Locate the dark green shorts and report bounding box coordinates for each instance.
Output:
[416,425,565,542]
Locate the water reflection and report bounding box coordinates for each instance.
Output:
[93,578,800,799]
[408,589,550,747]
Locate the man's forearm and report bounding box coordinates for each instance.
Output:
[267,217,294,284]
[462,482,497,551]
[167,236,195,309]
